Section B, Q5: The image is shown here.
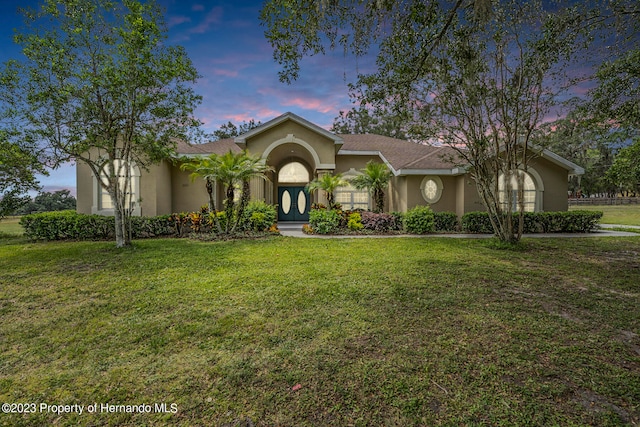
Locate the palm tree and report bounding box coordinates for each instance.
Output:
[181,150,273,233]
[306,173,347,209]
[180,154,224,233]
[350,161,391,212]
[232,152,273,232]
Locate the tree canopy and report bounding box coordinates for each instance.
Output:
[212,120,262,140]
[261,0,639,242]
[2,0,202,246]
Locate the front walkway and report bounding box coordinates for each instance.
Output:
[277,222,640,238]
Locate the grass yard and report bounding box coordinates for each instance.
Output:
[570,204,640,226]
[0,236,639,426]
[0,217,24,237]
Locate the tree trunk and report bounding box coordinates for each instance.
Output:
[112,187,131,248]
[224,185,235,234]
[374,188,385,213]
[232,179,251,233]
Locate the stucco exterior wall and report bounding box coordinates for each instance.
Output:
[76,161,94,215]
[458,175,485,215]
[529,156,569,211]
[170,167,209,213]
[429,176,457,212]
[388,176,407,212]
[140,160,172,216]
[334,155,380,174]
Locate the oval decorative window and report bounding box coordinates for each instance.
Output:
[281,190,291,214]
[421,176,443,204]
[297,191,307,215]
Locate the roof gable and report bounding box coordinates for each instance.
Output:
[234,112,343,147]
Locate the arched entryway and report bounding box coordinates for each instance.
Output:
[277,161,311,221]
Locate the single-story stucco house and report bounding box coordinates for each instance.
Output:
[76,112,584,222]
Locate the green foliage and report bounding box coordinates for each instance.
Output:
[181,151,273,233]
[461,211,604,234]
[434,211,459,232]
[260,0,631,244]
[404,205,435,234]
[212,120,262,140]
[0,131,46,219]
[349,161,391,213]
[532,110,617,197]
[4,0,202,246]
[308,209,341,234]
[347,212,364,231]
[306,174,347,209]
[607,139,640,195]
[241,201,277,232]
[331,106,409,140]
[20,211,173,241]
[16,190,76,214]
[537,211,603,233]
[589,48,640,131]
[461,211,495,233]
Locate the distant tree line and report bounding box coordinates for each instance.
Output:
[13,190,77,215]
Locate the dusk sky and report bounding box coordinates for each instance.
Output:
[0,0,368,195]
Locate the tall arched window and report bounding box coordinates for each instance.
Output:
[498,170,537,212]
[92,159,141,216]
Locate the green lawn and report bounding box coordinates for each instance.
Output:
[0,217,24,237]
[1,236,639,426]
[570,204,640,226]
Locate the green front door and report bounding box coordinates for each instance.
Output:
[278,186,310,221]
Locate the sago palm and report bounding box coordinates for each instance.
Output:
[306,173,347,209]
[350,161,391,212]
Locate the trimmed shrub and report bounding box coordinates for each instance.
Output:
[20,211,172,241]
[433,211,459,232]
[390,212,405,231]
[360,211,395,232]
[461,210,604,234]
[130,215,173,238]
[20,211,110,240]
[241,201,277,231]
[461,211,494,233]
[537,210,603,233]
[347,212,364,231]
[404,205,435,234]
[309,209,341,234]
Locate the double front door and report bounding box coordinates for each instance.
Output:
[278,186,310,221]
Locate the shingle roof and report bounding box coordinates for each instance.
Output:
[338,134,462,172]
[175,133,463,174]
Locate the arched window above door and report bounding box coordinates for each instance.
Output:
[278,161,309,183]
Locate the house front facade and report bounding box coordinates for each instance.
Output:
[76,112,584,221]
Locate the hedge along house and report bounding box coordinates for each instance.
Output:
[76,112,584,222]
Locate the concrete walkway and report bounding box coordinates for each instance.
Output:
[277,222,640,238]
